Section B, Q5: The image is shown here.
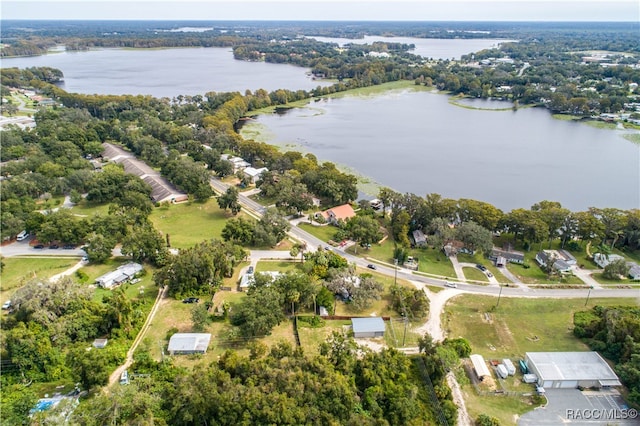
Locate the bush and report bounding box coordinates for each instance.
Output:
[165,327,179,341]
[75,270,89,282]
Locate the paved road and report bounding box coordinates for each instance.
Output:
[209,177,639,300]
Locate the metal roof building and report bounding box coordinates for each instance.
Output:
[525,352,621,389]
[470,354,491,380]
[168,333,212,355]
[351,317,385,338]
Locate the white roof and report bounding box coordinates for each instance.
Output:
[243,167,268,177]
[470,354,491,377]
[526,352,621,385]
[168,333,211,353]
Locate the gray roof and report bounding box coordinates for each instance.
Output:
[526,352,621,385]
[102,143,187,203]
[412,230,427,243]
[168,333,212,353]
[491,248,524,261]
[351,317,385,334]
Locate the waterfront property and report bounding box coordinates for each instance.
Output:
[316,204,356,225]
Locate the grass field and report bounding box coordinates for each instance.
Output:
[149,199,236,249]
[462,383,543,426]
[462,267,489,283]
[255,260,303,273]
[0,257,77,302]
[297,222,338,244]
[297,319,351,355]
[444,294,638,359]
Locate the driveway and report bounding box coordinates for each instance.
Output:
[518,388,637,425]
[571,266,603,289]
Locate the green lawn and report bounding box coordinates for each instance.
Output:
[297,222,339,244]
[297,319,351,355]
[462,267,489,283]
[69,199,111,217]
[0,257,77,302]
[462,382,543,426]
[149,199,237,249]
[444,294,638,359]
[255,261,303,273]
[385,317,422,348]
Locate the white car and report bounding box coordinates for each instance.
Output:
[2,300,12,310]
[444,282,457,288]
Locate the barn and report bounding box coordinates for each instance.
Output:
[351,317,385,338]
[525,352,621,389]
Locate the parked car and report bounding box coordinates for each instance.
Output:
[2,300,12,310]
[182,297,199,304]
[62,244,76,249]
[49,244,59,249]
[247,266,254,274]
[33,244,44,249]
[445,281,457,288]
[476,264,487,271]
[486,272,493,277]
[367,264,377,270]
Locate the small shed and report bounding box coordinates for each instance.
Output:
[351,317,385,338]
[92,339,108,349]
[168,333,212,355]
[470,354,491,381]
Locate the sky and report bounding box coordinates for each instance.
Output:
[2,0,639,22]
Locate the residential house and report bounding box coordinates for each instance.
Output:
[443,240,464,257]
[167,333,211,355]
[412,230,427,247]
[315,204,356,225]
[95,262,143,289]
[593,253,624,269]
[243,166,268,184]
[536,250,572,273]
[627,263,640,280]
[221,154,251,173]
[490,247,525,265]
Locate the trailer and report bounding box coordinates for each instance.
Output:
[523,373,538,384]
[496,364,509,379]
[503,359,516,376]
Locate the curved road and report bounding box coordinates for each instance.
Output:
[209,177,639,300]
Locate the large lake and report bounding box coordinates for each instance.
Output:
[241,90,640,212]
[3,41,638,211]
[0,47,333,97]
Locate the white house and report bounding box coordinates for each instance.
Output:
[168,333,211,355]
[243,166,268,184]
[95,263,143,289]
[536,250,572,273]
[593,253,624,268]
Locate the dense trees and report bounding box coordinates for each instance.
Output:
[574,306,640,406]
[154,240,246,297]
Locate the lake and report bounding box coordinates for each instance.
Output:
[3,41,638,212]
[306,36,513,60]
[0,47,333,98]
[241,89,640,212]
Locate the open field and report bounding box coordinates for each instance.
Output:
[297,222,338,244]
[462,267,489,283]
[149,199,236,249]
[255,260,302,273]
[444,294,638,359]
[297,318,351,355]
[0,257,77,302]
[69,199,111,217]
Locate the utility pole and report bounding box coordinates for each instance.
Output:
[585,287,592,306]
[496,284,503,308]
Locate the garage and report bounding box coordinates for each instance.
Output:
[351,317,385,338]
[525,352,621,389]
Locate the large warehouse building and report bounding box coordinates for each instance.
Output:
[525,352,621,389]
